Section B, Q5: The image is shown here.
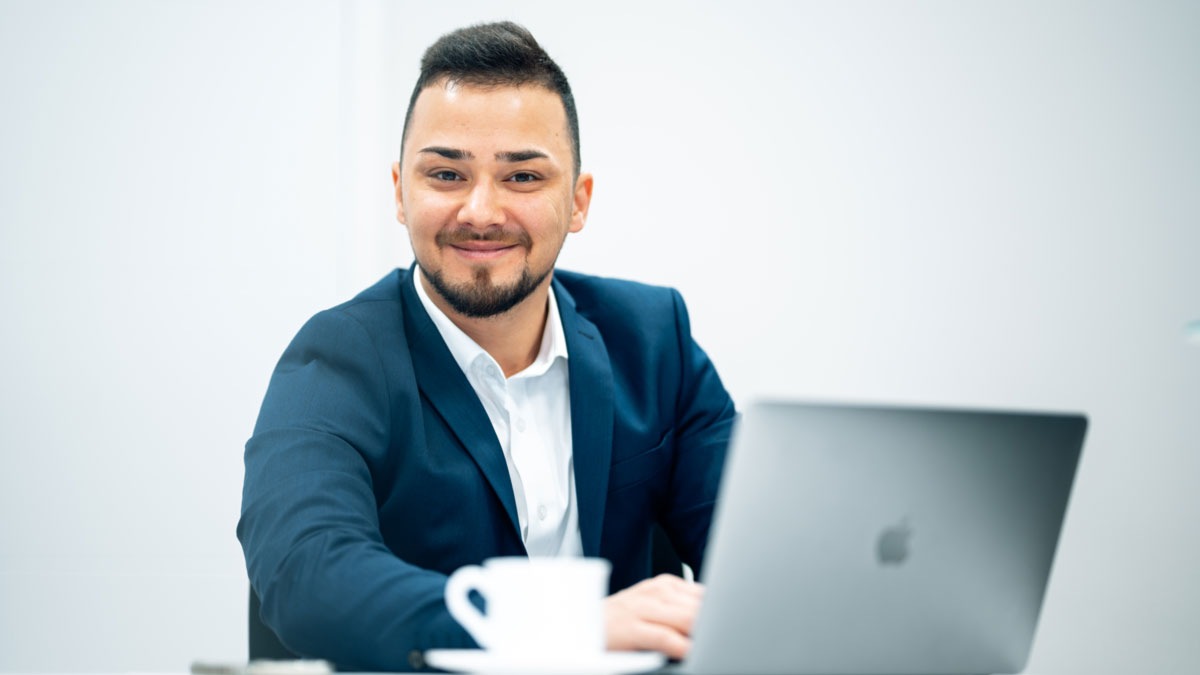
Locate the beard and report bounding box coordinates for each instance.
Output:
[419,227,550,318]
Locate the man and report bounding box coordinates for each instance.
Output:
[239,21,736,671]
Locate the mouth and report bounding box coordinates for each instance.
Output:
[438,228,531,262]
[449,241,520,261]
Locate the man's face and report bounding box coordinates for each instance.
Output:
[393,80,592,318]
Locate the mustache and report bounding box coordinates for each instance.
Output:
[436,227,533,248]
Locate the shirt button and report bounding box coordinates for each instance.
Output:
[516,418,527,432]
[537,505,547,520]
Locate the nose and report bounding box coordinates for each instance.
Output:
[457,179,505,228]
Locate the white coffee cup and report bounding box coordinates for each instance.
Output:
[444,556,612,656]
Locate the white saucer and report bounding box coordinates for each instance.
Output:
[423,649,665,675]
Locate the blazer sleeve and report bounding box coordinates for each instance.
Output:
[237,308,474,671]
[659,289,738,577]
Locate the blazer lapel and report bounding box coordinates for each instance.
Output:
[399,269,524,545]
[554,278,615,557]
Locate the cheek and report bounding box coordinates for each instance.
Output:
[403,193,455,228]
[530,192,572,231]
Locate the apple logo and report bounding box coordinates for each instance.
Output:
[876,520,912,566]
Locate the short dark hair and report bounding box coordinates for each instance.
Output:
[400,21,581,176]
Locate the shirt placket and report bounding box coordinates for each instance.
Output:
[507,378,563,556]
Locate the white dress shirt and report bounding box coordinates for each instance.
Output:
[413,267,583,557]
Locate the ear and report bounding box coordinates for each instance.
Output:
[391,161,407,225]
[569,172,593,234]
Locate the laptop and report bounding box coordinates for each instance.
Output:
[676,400,1086,675]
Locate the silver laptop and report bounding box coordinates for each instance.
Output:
[678,400,1086,675]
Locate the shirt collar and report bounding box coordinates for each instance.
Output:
[411,265,569,380]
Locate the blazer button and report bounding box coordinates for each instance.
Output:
[407,650,426,670]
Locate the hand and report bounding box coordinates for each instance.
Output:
[604,574,705,660]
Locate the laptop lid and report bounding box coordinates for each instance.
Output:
[683,401,1086,675]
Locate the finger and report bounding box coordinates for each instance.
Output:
[633,594,702,635]
[656,573,705,592]
[643,575,705,616]
[636,574,705,602]
[620,584,703,635]
[628,619,693,660]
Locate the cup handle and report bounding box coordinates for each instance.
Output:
[444,565,492,648]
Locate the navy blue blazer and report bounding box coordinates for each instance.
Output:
[238,267,736,671]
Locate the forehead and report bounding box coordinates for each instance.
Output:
[403,81,571,162]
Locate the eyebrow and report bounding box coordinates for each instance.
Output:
[496,150,549,163]
[419,146,472,161]
[417,147,549,163]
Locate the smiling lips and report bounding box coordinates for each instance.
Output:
[437,228,532,261]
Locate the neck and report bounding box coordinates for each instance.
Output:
[422,273,551,378]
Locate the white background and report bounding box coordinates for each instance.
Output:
[1,1,1197,672]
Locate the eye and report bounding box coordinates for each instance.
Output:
[430,170,462,182]
[507,172,539,184]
